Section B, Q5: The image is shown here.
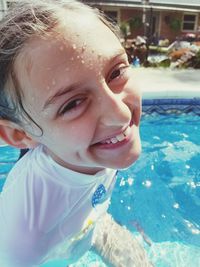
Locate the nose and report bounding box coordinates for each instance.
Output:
[96,82,131,127]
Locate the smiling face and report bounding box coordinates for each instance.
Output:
[14,11,141,174]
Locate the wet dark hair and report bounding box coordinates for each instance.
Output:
[0,0,120,130]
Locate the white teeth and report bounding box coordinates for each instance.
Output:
[116,133,125,141]
[123,127,131,137]
[110,137,118,144]
[100,127,131,145]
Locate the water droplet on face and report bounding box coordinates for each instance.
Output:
[70,57,74,61]
[81,43,87,52]
[59,46,64,51]
[72,44,77,50]
[81,60,85,64]
[52,79,56,86]
[77,55,80,59]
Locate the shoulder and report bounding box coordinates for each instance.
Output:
[0,146,66,266]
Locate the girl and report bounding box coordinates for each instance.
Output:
[0,0,151,266]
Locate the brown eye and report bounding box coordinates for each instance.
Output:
[108,65,130,83]
[59,99,84,115]
[109,69,121,81]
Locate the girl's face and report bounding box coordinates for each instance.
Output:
[15,12,141,174]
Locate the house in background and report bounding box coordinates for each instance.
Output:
[84,0,200,43]
[1,0,200,44]
[0,0,7,20]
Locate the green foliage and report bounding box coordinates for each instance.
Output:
[120,21,130,38]
[129,17,142,30]
[169,18,181,32]
[120,16,142,38]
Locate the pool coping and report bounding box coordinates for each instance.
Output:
[134,68,200,99]
[132,68,200,114]
[142,98,200,115]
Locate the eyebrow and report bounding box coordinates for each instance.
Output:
[112,48,127,60]
[42,84,80,111]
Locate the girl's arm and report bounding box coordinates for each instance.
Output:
[92,213,153,267]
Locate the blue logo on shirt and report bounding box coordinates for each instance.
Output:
[92,184,106,207]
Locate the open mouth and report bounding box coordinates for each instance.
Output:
[93,118,134,147]
[99,127,131,145]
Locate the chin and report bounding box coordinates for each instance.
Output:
[120,153,141,170]
[111,146,142,170]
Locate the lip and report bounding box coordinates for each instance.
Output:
[99,126,129,143]
[90,107,140,148]
[94,132,132,149]
[91,122,134,149]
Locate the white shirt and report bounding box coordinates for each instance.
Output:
[0,145,116,267]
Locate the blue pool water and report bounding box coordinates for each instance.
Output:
[0,113,200,267]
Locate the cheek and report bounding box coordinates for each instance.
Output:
[43,120,96,149]
[131,78,141,96]
[126,79,141,102]
[67,124,96,149]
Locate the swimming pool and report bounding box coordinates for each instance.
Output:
[0,112,200,267]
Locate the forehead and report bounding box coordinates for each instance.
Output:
[14,12,123,104]
[24,11,121,59]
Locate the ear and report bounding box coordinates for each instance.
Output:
[0,120,38,149]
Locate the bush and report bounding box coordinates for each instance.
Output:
[120,22,131,39]
[129,17,142,30]
[169,18,181,32]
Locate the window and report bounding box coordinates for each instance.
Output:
[104,11,118,24]
[6,1,16,9]
[182,14,197,31]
